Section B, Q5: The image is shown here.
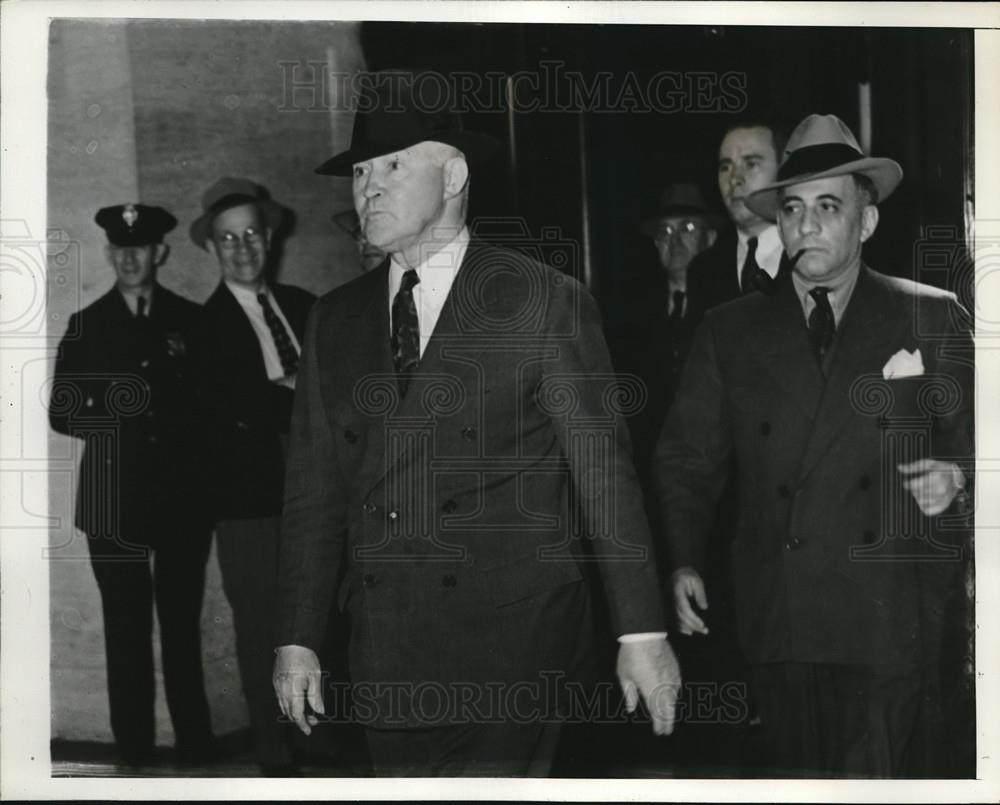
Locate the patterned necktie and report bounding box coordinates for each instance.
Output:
[740,236,772,294]
[257,292,299,376]
[807,286,836,361]
[392,269,421,396]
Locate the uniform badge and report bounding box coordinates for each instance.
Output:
[122,204,138,229]
[165,332,186,357]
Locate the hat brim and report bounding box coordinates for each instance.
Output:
[315,130,499,176]
[744,157,903,221]
[189,197,286,251]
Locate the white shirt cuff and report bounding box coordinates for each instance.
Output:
[617,631,668,643]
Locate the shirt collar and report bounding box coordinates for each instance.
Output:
[389,227,470,290]
[737,224,783,278]
[791,263,861,327]
[225,279,269,305]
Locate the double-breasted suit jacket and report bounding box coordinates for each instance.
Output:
[50,284,208,544]
[653,266,973,669]
[194,282,315,521]
[277,240,666,727]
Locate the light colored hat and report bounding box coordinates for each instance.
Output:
[745,113,902,221]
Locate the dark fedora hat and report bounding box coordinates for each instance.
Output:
[315,70,499,176]
[189,177,287,250]
[745,114,903,221]
[640,181,717,238]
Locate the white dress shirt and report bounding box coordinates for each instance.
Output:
[735,224,784,288]
[791,264,860,327]
[119,287,153,317]
[225,280,302,389]
[387,227,469,355]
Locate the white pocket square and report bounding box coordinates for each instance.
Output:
[882,348,924,380]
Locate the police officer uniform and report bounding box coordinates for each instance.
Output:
[50,204,215,766]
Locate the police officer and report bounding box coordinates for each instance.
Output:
[50,204,215,767]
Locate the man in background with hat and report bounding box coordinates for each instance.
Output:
[49,203,215,767]
[272,70,680,776]
[652,114,973,776]
[189,178,315,774]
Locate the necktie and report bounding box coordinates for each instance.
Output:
[807,286,836,361]
[257,292,299,376]
[136,296,147,318]
[669,290,685,323]
[392,269,421,396]
[740,236,772,294]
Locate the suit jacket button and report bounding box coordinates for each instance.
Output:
[461,426,476,441]
[236,420,249,430]
[442,499,457,514]
[363,573,376,588]
[760,422,771,436]
[778,484,791,499]
[859,475,871,491]
[344,429,358,444]
[388,510,399,521]
[785,537,801,550]
[363,501,377,515]
[442,574,457,587]
[148,435,158,444]
[140,359,150,368]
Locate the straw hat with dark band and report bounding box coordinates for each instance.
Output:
[745,114,902,221]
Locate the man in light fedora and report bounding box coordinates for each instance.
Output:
[189,177,316,774]
[272,70,680,776]
[652,113,973,776]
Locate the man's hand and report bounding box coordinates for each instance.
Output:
[272,644,324,736]
[898,459,965,516]
[672,566,709,635]
[616,638,682,736]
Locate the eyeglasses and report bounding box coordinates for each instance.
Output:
[655,220,700,240]
[216,228,264,252]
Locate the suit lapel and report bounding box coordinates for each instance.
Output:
[752,275,825,418]
[795,267,897,482]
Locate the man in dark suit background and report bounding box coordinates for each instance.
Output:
[610,181,718,474]
[50,204,215,767]
[272,71,681,777]
[189,178,315,774]
[687,119,787,321]
[654,114,974,776]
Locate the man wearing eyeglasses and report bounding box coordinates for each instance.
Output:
[190,177,315,775]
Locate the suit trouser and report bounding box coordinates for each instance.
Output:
[87,528,214,762]
[364,715,562,777]
[215,516,294,767]
[749,661,922,777]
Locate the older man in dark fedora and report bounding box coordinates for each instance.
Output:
[189,177,315,774]
[272,70,680,776]
[653,114,973,776]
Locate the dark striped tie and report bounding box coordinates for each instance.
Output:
[740,236,772,294]
[392,269,421,396]
[257,293,299,376]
